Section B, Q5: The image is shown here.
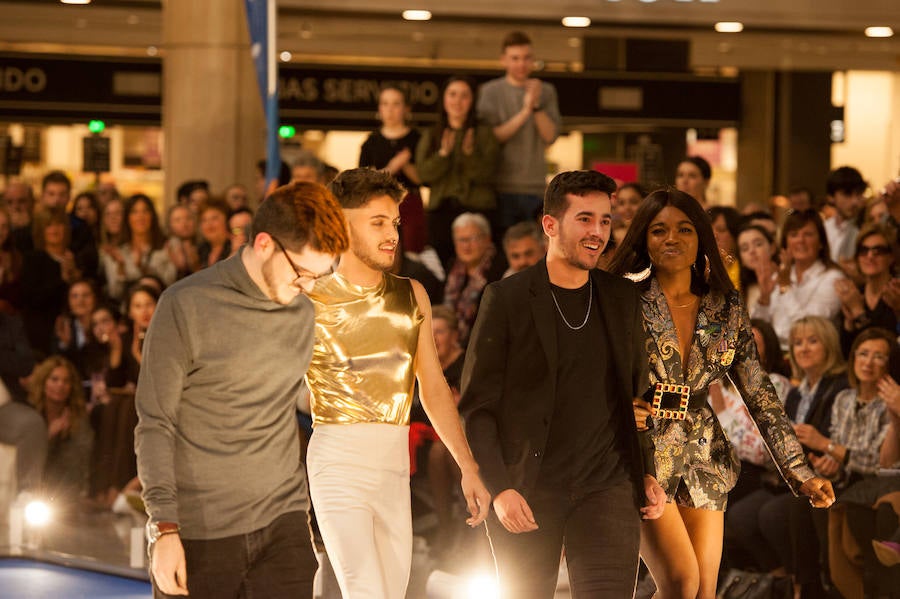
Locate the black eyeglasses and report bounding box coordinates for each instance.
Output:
[857,244,892,257]
[270,235,331,287]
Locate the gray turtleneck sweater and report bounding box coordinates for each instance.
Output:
[135,250,313,539]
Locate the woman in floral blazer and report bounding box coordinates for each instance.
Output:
[610,188,835,599]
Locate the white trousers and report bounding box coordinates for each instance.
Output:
[307,423,412,599]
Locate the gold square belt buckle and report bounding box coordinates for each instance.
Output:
[651,383,690,421]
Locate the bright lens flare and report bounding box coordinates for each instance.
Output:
[24,500,52,527]
[465,574,500,599]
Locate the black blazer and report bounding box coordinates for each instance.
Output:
[784,372,849,453]
[459,260,653,502]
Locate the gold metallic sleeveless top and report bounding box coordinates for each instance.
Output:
[306,272,424,426]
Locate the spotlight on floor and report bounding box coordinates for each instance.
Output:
[426,570,501,599]
[24,500,52,527]
[465,573,500,598]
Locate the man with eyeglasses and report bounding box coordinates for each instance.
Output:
[135,181,348,599]
[304,168,491,598]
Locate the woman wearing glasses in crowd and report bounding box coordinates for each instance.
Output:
[751,208,847,350]
[835,223,899,355]
[610,188,834,599]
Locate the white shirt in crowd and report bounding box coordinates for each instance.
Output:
[751,260,846,350]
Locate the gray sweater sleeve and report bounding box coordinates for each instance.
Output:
[134,290,191,523]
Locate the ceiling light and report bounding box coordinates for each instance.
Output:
[402,10,432,21]
[639,0,657,3]
[865,26,894,38]
[61,0,91,4]
[279,51,292,62]
[715,22,744,33]
[562,16,591,28]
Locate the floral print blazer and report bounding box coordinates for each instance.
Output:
[641,277,815,495]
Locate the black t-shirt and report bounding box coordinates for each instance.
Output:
[536,280,628,493]
[359,129,421,191]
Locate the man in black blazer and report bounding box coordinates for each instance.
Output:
[460,170,665,598]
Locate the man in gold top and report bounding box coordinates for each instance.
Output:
[305,168,491,599]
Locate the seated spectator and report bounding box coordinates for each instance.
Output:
[254,159,291,202]
[29,356,94,499]
[390,236,443,304]
[2,181,35,253]
[410,306,468,563]
[164,204,200,280]
[39,172,97,277]
[0,311,45,493]
[99,196,125,251]
[107,284,158,389]
[824,166,866,268]
[802,328,896,598]
[789,187,815,213]
[752,208,847,349]
[95,181,120,209]
[828,355,900,598]
[22,208,81,358]
[71,191,101,244]
[177,180,210,215]
[443,212,506,344]
[84,303,132,507]
[100,194,176,303]
[228,207,253,255]
[712,319,791,510]
[863,196,889,228]
[502,220,545,278]
[197,199,232,268]
[726,316,847,578]
[52,279,99,378]
[737,224,778,314]
[613,182,645,227]
[223,183,249,212]
[835,223,898,355]
[416,76,499,265]
[709,205,742,289]
[798,327,894,489]
[291,151,325,184]
[675,155,711,209]
[0,206,23,313]
[741,210,778,237]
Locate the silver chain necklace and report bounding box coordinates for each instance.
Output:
[549,285,592,330]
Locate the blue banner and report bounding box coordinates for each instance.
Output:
[244,0,279,189]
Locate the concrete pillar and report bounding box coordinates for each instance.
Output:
[161,0,264,208]
[737,71,776,208]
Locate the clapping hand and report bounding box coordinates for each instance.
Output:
[523,79,542,111]
[877,375,900,420]
[461,128,475,156]
[386,147,412,173]
[808,452,840,478]
[438,128,455,157]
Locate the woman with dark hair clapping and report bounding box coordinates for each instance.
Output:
[100,194,175,302]
[416,76,499,266]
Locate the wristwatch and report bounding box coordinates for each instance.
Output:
[147,520,180,544]
[826,441,836,456]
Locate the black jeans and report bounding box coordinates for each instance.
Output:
[485,480,641,599]
[153,510,318,599]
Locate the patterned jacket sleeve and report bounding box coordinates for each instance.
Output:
[727,294,815,494]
